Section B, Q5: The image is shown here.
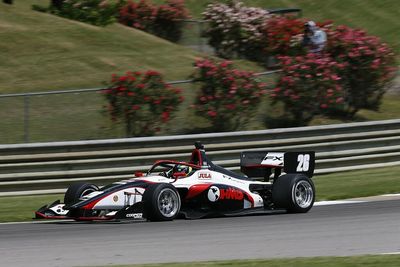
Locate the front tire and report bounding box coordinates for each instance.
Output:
[64,182,99,206]
[272,174,315,213]
[143,183,181,221]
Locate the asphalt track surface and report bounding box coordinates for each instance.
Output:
[1,200,400,267]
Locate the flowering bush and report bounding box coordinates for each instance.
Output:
[152,0,189,42]
[46,0,120,26]
[192,58,267,131]
[270,23,396,123]
[271,54,344,125]
[263,16,306,56]
[119,0,190,42]
[103,70,184,137]
[202,1,269,60]
[263,18,332,56]
[326,25,397,116]
[118,0,156,31]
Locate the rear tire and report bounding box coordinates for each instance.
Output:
[64,183,99,206]
[143,183,181,221]
[272,174,315,213]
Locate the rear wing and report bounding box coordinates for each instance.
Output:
[240,151,315,178]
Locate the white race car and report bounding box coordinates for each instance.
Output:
[36,142,315,221]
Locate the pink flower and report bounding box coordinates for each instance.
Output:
[161,111,170,122]
[225,104,236,110]
[146,70,160,76]
[336,97,344,103]
[132,105,141,110]
[207,110,217,117]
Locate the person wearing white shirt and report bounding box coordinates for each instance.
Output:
[302,21,327,53]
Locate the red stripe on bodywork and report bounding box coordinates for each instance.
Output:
[82,193,112,210]
[35,212,70,220]
[35,211,115,221]
[186,184,210,200]
[244,164,283,168]
[244,192,255,207]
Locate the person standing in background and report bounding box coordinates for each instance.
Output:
[302,21,327,54]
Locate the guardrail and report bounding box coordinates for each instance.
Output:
[1,119,400,196]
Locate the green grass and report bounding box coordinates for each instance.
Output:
[0,0,399,143]
[0,0,201,93]
[0,1,264,142]
[181,0,400,54]
[1,0,398,93]
[94,255,400,267]
[314,165,400,200]
[0,194,63,222]
[1,166,400,223]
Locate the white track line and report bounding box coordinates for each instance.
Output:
[1,194,398,225]
[0,220,74,225]
[382,193,400,197]
[380,252,400,255]
[314,200,365,206]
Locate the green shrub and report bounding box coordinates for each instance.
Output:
[33,0,120,26]
[119,0,190,42]
[192,58,267,131]
[326,25,397,117]
[202,1,269,60]
[103,70,184,137]
[271,54,344,125]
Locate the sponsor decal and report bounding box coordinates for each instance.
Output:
[113,195,119,202]
[219,187,244,201]
[126,213,143,219]
[261,152,284,166]
[207,186,244,202]
[198,172,212,180]
[263,154,282,162]
[207,186,220,202]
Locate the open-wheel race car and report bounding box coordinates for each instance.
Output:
[35,142,316,221]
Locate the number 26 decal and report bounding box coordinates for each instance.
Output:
[296,154,310,172]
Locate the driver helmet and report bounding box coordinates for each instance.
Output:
[305,21,317,32]
[173,165,193,176]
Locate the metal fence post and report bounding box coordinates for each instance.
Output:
[24,95,30,143]
[198,20,204,53]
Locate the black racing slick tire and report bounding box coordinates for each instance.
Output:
[64,182,99,206]
[143,183,181,221]
[272,174,315,213]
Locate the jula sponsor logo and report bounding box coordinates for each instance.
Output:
[198,172,212,179]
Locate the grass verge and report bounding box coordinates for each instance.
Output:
[1,166,400,223]
[314,165,400,200]
[0,194,63,223]
[95,255,400,267]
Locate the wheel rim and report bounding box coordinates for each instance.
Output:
[157,188,180,218]
[293,180,314,208]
